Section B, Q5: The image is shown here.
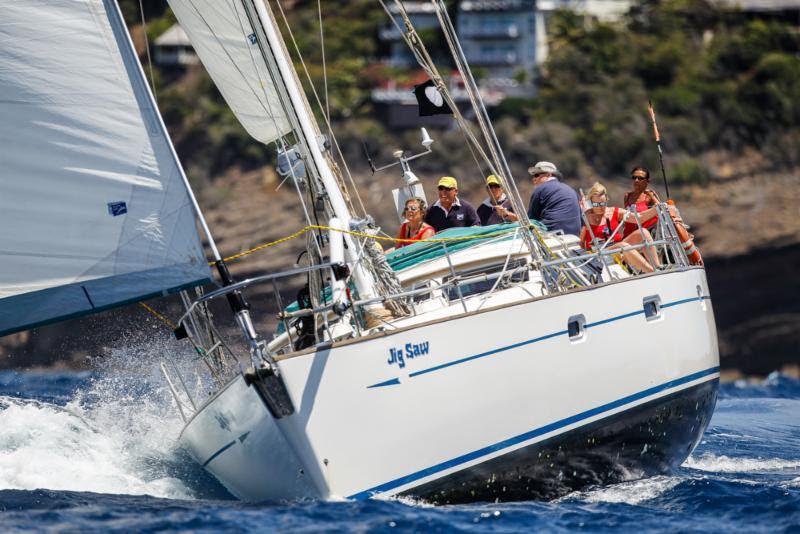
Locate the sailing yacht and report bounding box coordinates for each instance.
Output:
[0,0,719,504]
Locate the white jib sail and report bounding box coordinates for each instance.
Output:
[167,0,292,144]
[0,0,212,336]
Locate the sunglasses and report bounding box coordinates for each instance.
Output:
[632,175,648,181]
[532,172,549,178]
[438,186,454,191]
[404,205,420,212]
[588,200,608,207]
[487,184,501,189]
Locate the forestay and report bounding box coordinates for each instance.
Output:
[167,0,292,144]
[0,0,211,336]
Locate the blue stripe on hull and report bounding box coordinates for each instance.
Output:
[348,366,719,500]
[368,294,710,389]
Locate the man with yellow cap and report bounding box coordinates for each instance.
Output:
[477,175,518,226]
[424,176,480,232]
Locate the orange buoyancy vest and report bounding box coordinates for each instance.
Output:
[623,191,658,236]
[582,207,623,250]
[397,222,434,248]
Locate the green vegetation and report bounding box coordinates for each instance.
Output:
[126,0,800,187]
[503,0,800,178]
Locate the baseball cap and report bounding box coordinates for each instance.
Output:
[438,176,458,189]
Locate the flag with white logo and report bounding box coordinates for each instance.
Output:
[413,79,452,117]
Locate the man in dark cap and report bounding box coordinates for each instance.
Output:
[527,161,581,237]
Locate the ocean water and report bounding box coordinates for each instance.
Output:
[0,356,798,532]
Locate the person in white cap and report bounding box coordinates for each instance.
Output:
[527,161,581,236]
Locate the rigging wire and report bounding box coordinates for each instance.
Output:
[137,0,157,98]
[317,0,331,127]
[231,0,325,258]
[273,0,368,218]
[381,0,578,290]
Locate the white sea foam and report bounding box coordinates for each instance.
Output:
[0,335,212,499]
[570,475,681,505]
[685,452,800,473]
[784,477,800,488]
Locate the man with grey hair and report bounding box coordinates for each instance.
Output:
[527,161,581,237]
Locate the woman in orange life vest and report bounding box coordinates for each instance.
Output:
[622,166,660,237]
[395,197,435,249]
[581,182,671,273]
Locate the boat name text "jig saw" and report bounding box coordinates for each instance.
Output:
[387,341,430,369]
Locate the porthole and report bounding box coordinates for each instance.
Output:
[568,314,586,342]
[643,295,662,321]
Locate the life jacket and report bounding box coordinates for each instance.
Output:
[397,222,434,248]
[623,191,658,236]
[582,207,623,250]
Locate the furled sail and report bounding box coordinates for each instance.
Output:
[0,0,212,336]
[167,0,292,144]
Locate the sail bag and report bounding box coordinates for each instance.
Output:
[0,0,212,336]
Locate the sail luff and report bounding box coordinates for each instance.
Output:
[106,0,222,262]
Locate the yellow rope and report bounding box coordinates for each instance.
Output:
[139,301,176,330]
[214,224,530,265]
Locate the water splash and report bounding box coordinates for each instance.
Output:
[563,475,682,505]
[685,453,800,473]
[0,333,226,500]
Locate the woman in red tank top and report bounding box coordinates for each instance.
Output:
[395,198,435,249]
[622,167,660,237]
[580,182,664,273]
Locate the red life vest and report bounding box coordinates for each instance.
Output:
[582,207,623,250]
[623,191,658,236]
[397,222,434,248]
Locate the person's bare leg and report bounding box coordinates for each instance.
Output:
[609,243,654,273]
[625,230,661,268]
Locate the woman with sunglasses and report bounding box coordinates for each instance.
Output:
[622,166,660,237]
[395,197,435,250]
[581,182,667,273]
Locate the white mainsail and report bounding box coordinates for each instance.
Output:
[167,0,292,144]
[0,0,211,336]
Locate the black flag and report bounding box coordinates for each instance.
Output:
[413,79,452,117]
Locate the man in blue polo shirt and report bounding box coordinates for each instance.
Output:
[526,161,581,237]
[424,176,481,232]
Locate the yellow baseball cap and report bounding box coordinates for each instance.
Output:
[437,176,458,189]
[486,174,501,186]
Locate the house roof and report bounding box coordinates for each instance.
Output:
[154,24,192,47]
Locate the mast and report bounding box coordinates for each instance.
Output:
[245,0,380,301]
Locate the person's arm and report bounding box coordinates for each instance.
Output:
[495,202,518,222]
[420,225,435,240]
[528,190,542,220]
[466,203,481,227]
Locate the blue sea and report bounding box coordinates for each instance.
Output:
[0,362,798,532]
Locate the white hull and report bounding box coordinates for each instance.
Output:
[179,268,719,501]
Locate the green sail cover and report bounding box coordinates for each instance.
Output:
[386,222,541,272]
